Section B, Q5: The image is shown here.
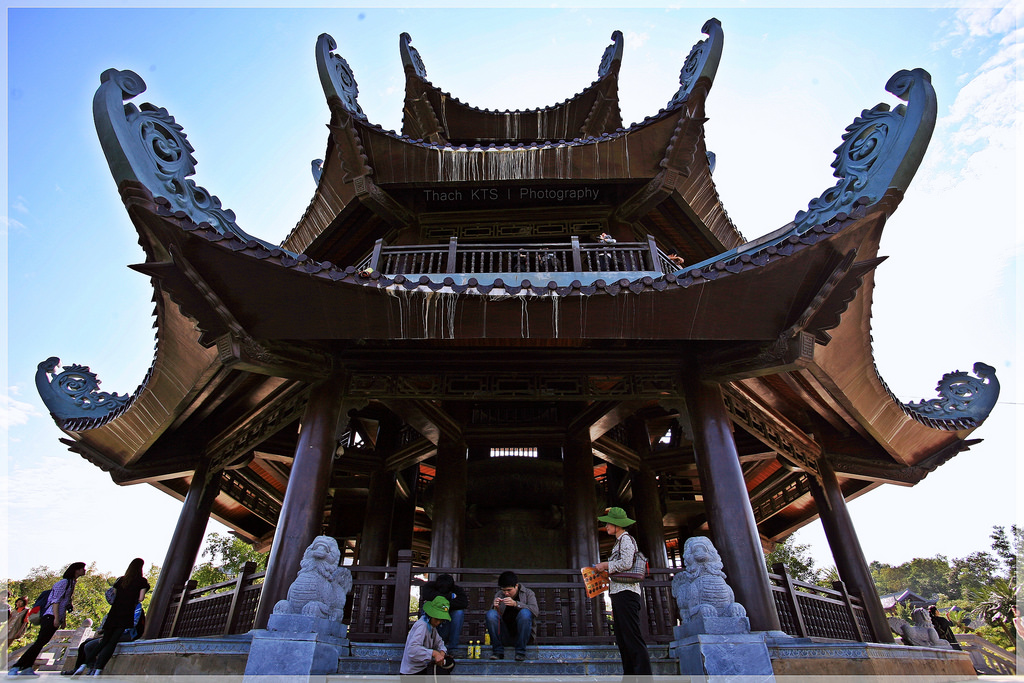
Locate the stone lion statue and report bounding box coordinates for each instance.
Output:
[672,536,746,621]
[888,608,951,648]
[273,535,353,620]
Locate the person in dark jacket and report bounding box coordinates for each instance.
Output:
[928,606,961,650]
[420,574,468,656]
[80,558,150,676]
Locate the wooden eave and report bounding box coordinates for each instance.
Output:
[284,102,744,263]
[401,69,623,145]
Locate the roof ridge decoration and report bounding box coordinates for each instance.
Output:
[400,32,428,80]
[36,357,132,423]
[317,33,366,121]
[673,68,936,277]
[93,69,286,254]
[597,30,624,78]
[793,68,936,233]
[396,31,622,118]
[900,362,1000,429]
[666,18,723,110]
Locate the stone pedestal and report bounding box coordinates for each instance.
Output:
[244,614,349,679]
[671,629,775,682]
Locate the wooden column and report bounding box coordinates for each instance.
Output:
[360,468,397,567]
[625,417,668,568]
[360,417,401,566]
[254,377,348,628]
[143,460,222,639]
[808,456,894,643]
[429,435,467,568]
[563,433,599,568]
[390,465,419,566]
[680,377,781,632]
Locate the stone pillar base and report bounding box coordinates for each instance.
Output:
[671,632,775,682]
[244,614,349,678]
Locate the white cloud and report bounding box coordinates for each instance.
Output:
[0,215,27,233]
[11,197,28,214]
[0,392,42,430]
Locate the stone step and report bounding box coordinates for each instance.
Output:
[337,643,680,676]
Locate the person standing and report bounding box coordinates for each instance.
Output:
[9,562,87,676]
[7,597,30,645]
[78,558,150,676]
[590,507,652,676]
[927,605,961,650]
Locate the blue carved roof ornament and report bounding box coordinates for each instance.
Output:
[400,32,428,80]
[35,357,131,422]
[793,68,936,233]
[597,31,624,79]
[666,18,723,110]
[92,69,285,253]
[317,33,366,120]
[904,362,1000,428]
[671,68,937,277]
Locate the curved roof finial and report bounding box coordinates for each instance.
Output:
[92,68,279,250]
[903,362,999,429]
[667,18,723,110]
[400,32,428,80]
[316,33,366,120]
[794,68,936,232]
[598,30,624,79]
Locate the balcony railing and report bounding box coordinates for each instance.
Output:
[156,553,880,645]
[359,235,678,286]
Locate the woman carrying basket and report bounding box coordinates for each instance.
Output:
[590,507,652,676]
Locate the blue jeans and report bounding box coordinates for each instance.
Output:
[485,608,533,656]
[436,609,465,651]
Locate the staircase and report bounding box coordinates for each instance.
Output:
[336,643,681,676]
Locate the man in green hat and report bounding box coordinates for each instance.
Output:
[590,507,652,676]
[400,595,452,676]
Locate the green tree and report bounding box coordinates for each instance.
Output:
[989,525,1022,584]
[190,533,268,589]
[969,576,1017,646]
[946,551,999,600]
[765,537,821,584]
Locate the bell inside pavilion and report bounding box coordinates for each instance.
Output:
[36,19,997,677]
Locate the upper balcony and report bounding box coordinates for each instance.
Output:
[358,235,680,287]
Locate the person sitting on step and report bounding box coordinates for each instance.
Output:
[484,571,538,662]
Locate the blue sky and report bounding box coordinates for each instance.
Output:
[3,4,1020,581]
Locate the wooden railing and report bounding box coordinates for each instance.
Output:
[344,552,676,644]
[361,235,677,278]
[769,563,877,641]
[956,633,1017,675]
[158,561,264,638]
[156,554,878,646]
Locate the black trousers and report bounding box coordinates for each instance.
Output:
[610,590,652,675]
[13,614,58,670]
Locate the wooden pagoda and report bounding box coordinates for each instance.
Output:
[37,20,999,651]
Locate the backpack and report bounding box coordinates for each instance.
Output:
[26,589,51,625]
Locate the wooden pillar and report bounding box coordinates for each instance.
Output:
[625,417,668,568]
[429,436,467,568]
[361,468,397,567]
[390,465,419,566]
[563,433,599,568]
[808,456,894,643]
[254,377,348,628]
[680,377,782,632]
[144,460,221,639]
[360,417,401,566]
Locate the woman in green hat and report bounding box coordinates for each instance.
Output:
[400,595,453,677]
[590,507,652,676]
